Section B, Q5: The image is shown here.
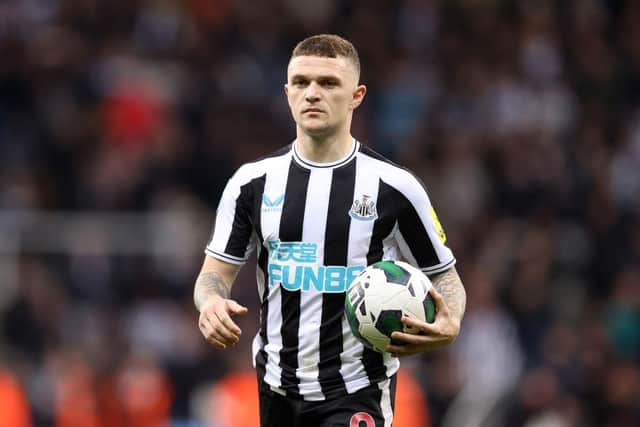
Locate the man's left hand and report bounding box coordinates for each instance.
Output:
[386,286,461,357]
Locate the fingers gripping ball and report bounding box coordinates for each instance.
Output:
[345,260,436,353]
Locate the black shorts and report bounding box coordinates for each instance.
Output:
[258,376,397,427]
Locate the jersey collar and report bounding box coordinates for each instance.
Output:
[292,138,359,169]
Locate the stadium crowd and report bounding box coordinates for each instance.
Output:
[1,0,639,426]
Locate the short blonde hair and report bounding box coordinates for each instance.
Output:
[290,34,361,78]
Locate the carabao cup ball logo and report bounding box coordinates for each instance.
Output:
[344,260,436,353]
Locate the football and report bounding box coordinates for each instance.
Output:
[344,260,436,353]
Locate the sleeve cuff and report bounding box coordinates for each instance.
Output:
[420,258,456,276]
[204,248,248,265]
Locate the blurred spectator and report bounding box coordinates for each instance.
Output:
[51,349,173,427]
[605,267,640,359]
[208,370,260,427]
[101,352,173,427]
[443,267,523,427]
[53,350,101,427]
[394,365,431,427]
[0,368,32,427]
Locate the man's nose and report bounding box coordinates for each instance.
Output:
[305,82,321,102]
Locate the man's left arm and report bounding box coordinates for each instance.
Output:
[387,266,466,356]
[430,266,466,324]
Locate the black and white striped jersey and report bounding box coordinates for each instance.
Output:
[206,139,455,401]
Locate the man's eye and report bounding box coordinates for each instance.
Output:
[323,80,337,87]
[293,79,307,86]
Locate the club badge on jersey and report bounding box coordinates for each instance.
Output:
[349,194,378,221]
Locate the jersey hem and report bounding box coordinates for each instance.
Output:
[420,258,456,275]
[205,248,247,265]
[258,367,400,402]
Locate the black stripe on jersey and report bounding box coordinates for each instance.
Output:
[256,349,267,387]
[250,175,270,378]
[389,372,397,413]
[366,180,398,266]
[363,179,396,382]
[319,161,356,399]
[278,161,310,397]
[223,180,256,258]
[256,242,270,374]
[396,186,440,267]
[369,176,440,268]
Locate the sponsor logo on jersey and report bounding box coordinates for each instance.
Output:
[349,194,378,221]
[429,207,447,243]
[261,193,284,212]
[266,239,364,293]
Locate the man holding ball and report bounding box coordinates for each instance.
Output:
[194,34,466,427]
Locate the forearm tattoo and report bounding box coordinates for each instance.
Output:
[430,267,466,322]
[194,272,231,311]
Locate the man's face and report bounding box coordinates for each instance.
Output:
[285,55,365,138]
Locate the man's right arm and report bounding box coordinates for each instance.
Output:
[194,256,238,310]
[194,256,247,349]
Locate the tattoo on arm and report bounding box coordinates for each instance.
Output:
[194,272,231,311]
[430,267,466,322]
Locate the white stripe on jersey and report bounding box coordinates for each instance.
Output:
[347,153,381,268]
[263,284,283,388]
[297,168,332,400]
[384,352,400,377]
[340,153,381,394]
[378,378,394,427]
[207,184,243,263]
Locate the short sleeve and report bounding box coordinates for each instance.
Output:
[205,166,257,265]
[392,175,456,275]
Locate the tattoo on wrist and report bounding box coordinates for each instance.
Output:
[431,267,466,321]
[194,272,231,310]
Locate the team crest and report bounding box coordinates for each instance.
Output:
[349,194,378,221]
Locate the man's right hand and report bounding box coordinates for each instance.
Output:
[198,295,248,349]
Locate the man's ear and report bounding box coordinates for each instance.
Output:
[350,84,367,110]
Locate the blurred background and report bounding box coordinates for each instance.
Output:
[1,0,639,426]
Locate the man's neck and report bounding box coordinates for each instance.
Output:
[295,132,355,164]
